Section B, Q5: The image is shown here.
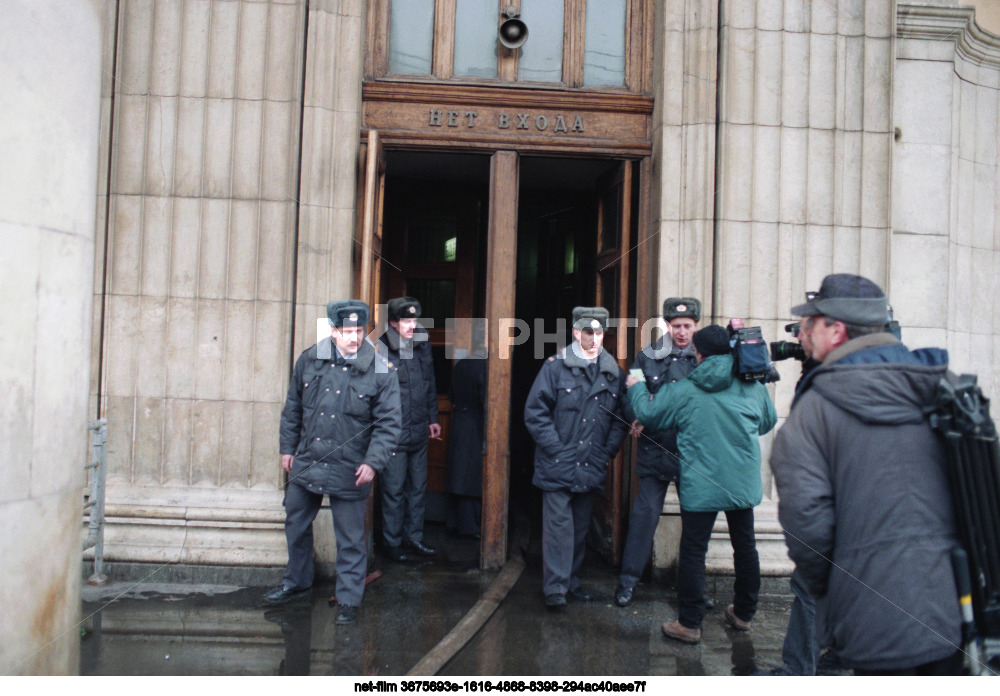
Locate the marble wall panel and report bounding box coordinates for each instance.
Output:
[150,0,182,96]
[755,29,782,126]
[174,97,206,196]
[180,0,212,97]
[207,1,239,99]
[140,195,172,296]
[191,399,223,485]
[171,197,201,297]
[250,402,282,489]
[228,200,259,300]
[148,396,190,482]
[889,232,949,329]
[166,298,198,398]
[223,299,256,402]
[233,100,264,199]
[220,400,254,486]
[237,1,269,101]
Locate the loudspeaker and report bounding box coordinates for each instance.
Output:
[498,9,528,50]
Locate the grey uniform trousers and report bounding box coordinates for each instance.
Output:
[619,476,673,589]
[381,440,429,547]
[541,489,594,596]
[282,480,367,606]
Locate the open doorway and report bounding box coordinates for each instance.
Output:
[380,150,491,523]
[372,148,637,565]
[510,156,636,562]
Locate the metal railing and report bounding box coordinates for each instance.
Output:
[82,419,108,585]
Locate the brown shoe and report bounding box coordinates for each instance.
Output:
[724,604,751,631]
[661,620,701,644]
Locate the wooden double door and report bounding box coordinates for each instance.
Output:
[355,135,642,569]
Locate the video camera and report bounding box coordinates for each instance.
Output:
[727,319,780,384]
[769,305,902,364]
[770,322,807,363]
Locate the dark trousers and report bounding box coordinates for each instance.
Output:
[854,650,964,676]
[619,476,672,589]
[677,507,759,629]
[381,440,428,547]
[282,481,368,606]
[541,489,593,596]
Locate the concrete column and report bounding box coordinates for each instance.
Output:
[0,1,103,675]
[895,3,1000,399]
[94,0,307,569]
[651,0,720,317]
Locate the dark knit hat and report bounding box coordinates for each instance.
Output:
[572,306,609,331]
[327,299,370,327]
[692,324,731,357]
[791,274,888,327]
[387,296,421,322]
[663,297,701,322]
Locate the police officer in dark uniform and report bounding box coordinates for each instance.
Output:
[264,300,401,625]
[525,307,629,610]
[378,296,440,561]
[614,297,701,606]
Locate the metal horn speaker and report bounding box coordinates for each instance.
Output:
[498,6,528,49]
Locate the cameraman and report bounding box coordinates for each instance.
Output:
[770,274,961,674]
[628,325,776,644]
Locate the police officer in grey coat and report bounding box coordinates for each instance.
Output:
[263,300,401,625]
[525,307,629,610]
[378,297,441,561]
[614,297,700,606]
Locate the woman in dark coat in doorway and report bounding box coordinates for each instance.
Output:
[446,327,487,537]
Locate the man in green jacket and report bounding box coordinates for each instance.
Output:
[627,324,776,644]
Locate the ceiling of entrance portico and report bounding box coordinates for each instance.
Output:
[385,151,618,190]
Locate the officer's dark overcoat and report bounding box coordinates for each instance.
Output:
[279,337,401,499]
[378,325,438,449]
[524,345,629,492]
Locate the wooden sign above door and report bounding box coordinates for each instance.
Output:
[363,81,653,156]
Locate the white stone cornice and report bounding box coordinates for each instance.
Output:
[898,3,1000,67]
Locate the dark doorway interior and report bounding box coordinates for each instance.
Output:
[381,150,491,523]
[510,156,623,553]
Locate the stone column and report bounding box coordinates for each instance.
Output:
[94,0,306,568]
[0,1,103,675]
[292,0,366,563]
[895,3,1000,399]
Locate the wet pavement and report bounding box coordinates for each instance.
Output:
[80,524,800,676]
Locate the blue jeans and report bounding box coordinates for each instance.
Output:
[779,569,819,675]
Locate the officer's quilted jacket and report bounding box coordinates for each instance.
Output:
[280,337,401,499]
[525,345,629,492]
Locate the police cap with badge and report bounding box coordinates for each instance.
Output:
[327,299,370,327]
[572,306,609,331]
[387,296,422,322]
[663,297,701,322]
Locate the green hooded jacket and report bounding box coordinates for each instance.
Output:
[628,353,777,512]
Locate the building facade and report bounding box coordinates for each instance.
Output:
[87,0,1000,579]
